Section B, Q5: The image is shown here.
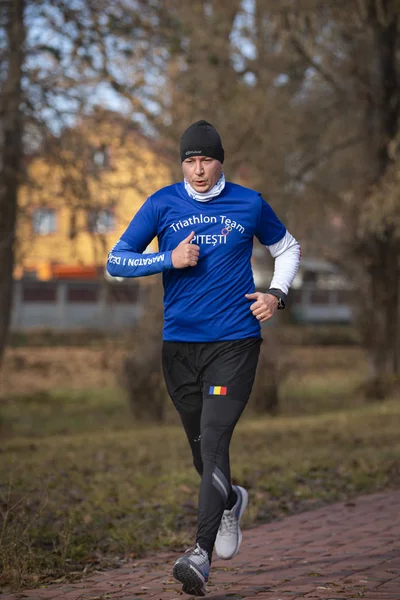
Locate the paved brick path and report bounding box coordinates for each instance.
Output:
[2,490,400,600]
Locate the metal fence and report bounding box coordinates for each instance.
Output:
[291,285,353,324]
[10,279,353,331]
[11,280,141,331]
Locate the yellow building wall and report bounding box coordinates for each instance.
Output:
[16,118,173,279]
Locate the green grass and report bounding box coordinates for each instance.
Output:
[1,372,366,440]
[0,388,134,439]
[1,389,400,592]
[280,372,366,415]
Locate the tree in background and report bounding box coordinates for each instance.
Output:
[1,0,399,398]
[132,1,309,206]
[0,0,167,368]
[122,275,167,422]
[129,0,400,398]
[0,0,25,369]
[278,0,400,397]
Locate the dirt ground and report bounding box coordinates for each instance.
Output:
[0,342,367,397]
[0,345,125,396]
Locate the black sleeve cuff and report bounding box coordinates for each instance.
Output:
[267,288,287,309]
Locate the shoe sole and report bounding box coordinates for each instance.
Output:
[230,486,248,559]
[216,486,248,560]
[173,560,207,597]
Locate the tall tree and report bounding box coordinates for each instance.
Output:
[0,0,164,367]
[0,0,25,368]
[2,0,398,398]
[279,0,400,397]
[126,0,400,397]
[129,1,309,206]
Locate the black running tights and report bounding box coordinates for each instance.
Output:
[162,338,261,560]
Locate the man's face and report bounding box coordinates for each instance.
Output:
[182,156,222,193]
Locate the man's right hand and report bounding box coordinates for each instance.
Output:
[171,231,200,268]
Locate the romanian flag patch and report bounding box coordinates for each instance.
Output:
[209,386,227,396]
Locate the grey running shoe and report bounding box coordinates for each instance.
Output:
[173,543,210,596]
[215,485,248,560]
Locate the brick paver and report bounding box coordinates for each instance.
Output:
[1,490,400,600]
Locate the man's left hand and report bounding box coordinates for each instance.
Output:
[245,292,278,322]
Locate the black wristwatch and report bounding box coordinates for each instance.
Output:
[267,288,286,310]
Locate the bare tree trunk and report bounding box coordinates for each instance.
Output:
[354,4,400,398]
[122,276,167,422]
[357,235,400,398]
[0,0,25,368]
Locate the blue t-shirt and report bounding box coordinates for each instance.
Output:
[107,181,286,342]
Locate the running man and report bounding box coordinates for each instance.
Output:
[107,120,301,596]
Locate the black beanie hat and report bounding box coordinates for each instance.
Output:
[180,120,224,164]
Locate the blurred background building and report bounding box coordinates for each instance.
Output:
[14,112,172,282]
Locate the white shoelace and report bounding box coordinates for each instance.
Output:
[185,544,209,566]
[218,509,237,535]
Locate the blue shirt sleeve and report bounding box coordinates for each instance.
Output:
[255,195,286,246]
[106,196,173,278]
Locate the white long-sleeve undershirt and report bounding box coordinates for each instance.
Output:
[266,231,301,296]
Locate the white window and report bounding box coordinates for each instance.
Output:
[32,208,56,235]
[87,209,116,233]
[92,145,110,169]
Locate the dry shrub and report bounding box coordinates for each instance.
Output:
[121,276,168,422]
[250,329,291,416]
